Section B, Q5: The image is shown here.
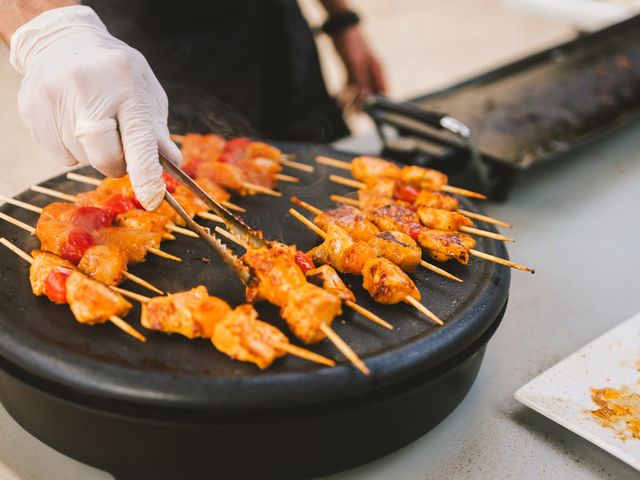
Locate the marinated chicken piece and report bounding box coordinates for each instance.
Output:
[362,258,420,304]
[29,250,75,296]
[181,133,226,165]
[65,271,132,324]
[74,190,113,208]
[280,283,342,344]
[307,223,375,275]
[97,176,135,196]
[77,245,128,285]
[172,185,209,218]
[141,286,231,339]
[305,265,355,302]
[417,229,476,264]
[196,177,231,202]
[94,227,163,264]
[370,204,424,240]
[35,218,72,256]
[314,205,379,241]
[351,156,402,182]
[246,141,283,162]
[356,190,398,213]
[212,304,287,369]
[399,165,448,190]
[39,202,77,223]
[364,177,397,198]
[369,231,422,273]
[115,209,171,233]
[414,190,459,211]
[196,161,248,193]
[417,207,472,231]
[243,245,307,306]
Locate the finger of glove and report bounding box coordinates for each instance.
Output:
[145,71,182,166]
[157,126,183,167]
[75,117,127,177]
[117,94,164,210]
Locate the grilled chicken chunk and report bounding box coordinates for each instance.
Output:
[352,156,402,182]
[414,190,459,211]
[141,286,231,339]
[417,207,472,231]
[417,229,475,264]
[369,231,422,273]
[29,250,75,296]
[212,304,287,369]
[306,265,355,302]
[115,209,172,233]
[399,165,448,190]
[314,204,379,241]
[77,245,128,285]
[362,258,420,304]
[94,227,163,264]
[65,271,132,324]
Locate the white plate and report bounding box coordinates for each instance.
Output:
[515,311,640,471]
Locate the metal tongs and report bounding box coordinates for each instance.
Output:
[158,152,266,287]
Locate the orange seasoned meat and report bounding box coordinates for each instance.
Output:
[94,227,162,264]
[77,245,128,285]
[356,190,399,213]
[65,271,132,324]
[362,258,420,304]
[280,283,342,344]
[305,265,355,302]
[368,231,422,273]
[115,209,171,233]
[399,165,448,190]
[314,204,379,241]
[29,250,75,296]
[212,304,287,369]
[35,217,72,256]
[141,286,231,339]
[414,190,459,211]
[308,223,360,274]
[196,177,231,202]
[416,207,472,231]
[370,204,423,239]
[417,229,475,264]
[351,156,402,182]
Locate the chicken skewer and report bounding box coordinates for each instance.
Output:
[0,237,146,342]
[317,155,487,199]
[287,208,444,326]
[214,226,393,331]
[0,209,165,294]
[325,198,533,273]
[171,133,314,174]
[329,175,513,242]
[290,197,463,283]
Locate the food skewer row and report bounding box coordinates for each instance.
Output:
[290,197,463,283]
[1,238,334,369]
[0,209,165,295]
[170,133,315,173]
[329,196,533,273]
[287,208,444,326]
[214,226,393,331]
[0,238,146,342]
[316,155,487,199]
[329,175,513,243]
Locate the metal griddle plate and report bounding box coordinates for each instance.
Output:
[411,15,640,169]
[0,144,509,412]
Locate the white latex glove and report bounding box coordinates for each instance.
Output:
[9,5,181,210]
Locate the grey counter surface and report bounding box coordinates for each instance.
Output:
[1,123,639,480]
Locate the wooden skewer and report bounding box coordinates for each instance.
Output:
[221,200,246,212]
[110,283,335,367]
[0,194,43,213]
[320,324,369,375]
[242,182,282,197]
[197,211,225,223]
[67,172,100,186]
[469,249,534,273]
[0,210,167,293]
[275,173,299,183]
[214,226,249,250]
[289,207,443,325]
[330,194,360,207]
[404,295,443,326]
[458,209,512,229]
[28,185,182,262]
[316,155,352,171]
[459,226,514,243]
[0,237,147,342]
[441,185,487,199]
[330,174,366,190]
[297,197,463,283]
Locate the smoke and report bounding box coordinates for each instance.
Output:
[164,82,261,139]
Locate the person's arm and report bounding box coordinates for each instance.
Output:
[318,0,387,102]
[1,1,181,210]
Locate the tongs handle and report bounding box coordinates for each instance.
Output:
[363,95,448,130]
[158,152,266,250]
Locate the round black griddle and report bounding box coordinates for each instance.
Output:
[0,144,510,479]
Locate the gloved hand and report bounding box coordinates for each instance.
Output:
[9,5,181,210]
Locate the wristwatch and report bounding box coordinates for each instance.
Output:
[322,10,361,35]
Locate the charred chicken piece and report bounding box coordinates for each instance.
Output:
[399,165,448,190]
[314,204,380,242]
[368,231,422,273]
[362,257,420,304]
[306,265,355,302]
[414,190,460,211]
[416,207,473,232]
[351,156,402,182]
[417,229,476,264]
[213,304,288,369]
[141,286,232,339]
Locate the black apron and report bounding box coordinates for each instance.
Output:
[85,0,349,142]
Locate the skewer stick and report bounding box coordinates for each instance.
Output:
[0,194,43,213]
[316,155,352,171]
[279,157,314,173]
[441,185,487,199]
[214,226,249,250]
[343,300,393,330]
[330,174,366,190]
[0,211,168,293]
[121,271,163,295]
[288,207,443,326]
[110,286,151,304]
[167,224,199,238]
[458,209,512,229]
[221,200,246,212]
[320,324,369,375]
[330,194,359,207]
[197,211,225,223]
[242,182,282,197]
[418,260,463,283]
[460,226,514,243]
[147,247,181,262]
[275,342,336,367]
[404,295,444,326]
[0,212,35,234]
[66,172,101,186]
[0,237,146,342]
[288,209,326,238]
[299,198,463,283]
[275,173,299,183]
[469,249,534,273]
